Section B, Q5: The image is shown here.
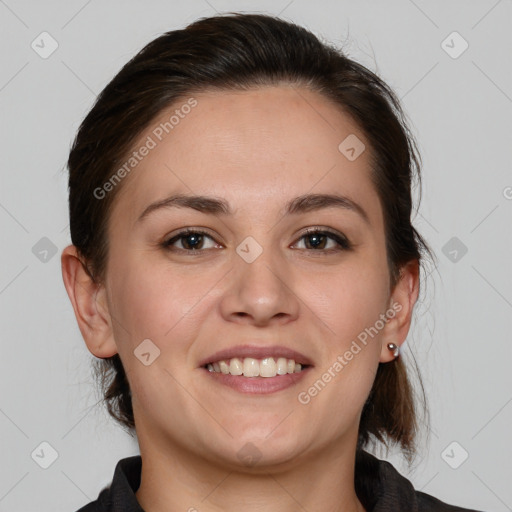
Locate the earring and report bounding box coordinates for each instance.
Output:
[387,343,400,358]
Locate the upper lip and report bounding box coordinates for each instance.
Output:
[198,344,314,367]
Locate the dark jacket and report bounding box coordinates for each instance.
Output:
[75,450,484,511]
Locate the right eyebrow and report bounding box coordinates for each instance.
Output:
[137,194,231,223]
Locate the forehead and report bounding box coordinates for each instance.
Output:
[110,86,382,227]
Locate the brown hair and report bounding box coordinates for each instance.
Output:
[67,12,433,466]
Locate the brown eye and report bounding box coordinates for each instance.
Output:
[163,229,219,252]
[294,229,351,252]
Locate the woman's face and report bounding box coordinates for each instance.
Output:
[97,86,411,468]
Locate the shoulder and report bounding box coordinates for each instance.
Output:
[72,455,143,512]
[355,450,485,512]
[415,490,484,512]
[73,485,111,512]
[75,500,105,512]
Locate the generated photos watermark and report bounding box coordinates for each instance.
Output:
[93,97,198,200]
[297,300,403,405]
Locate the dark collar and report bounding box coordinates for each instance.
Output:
[77,451,481,512]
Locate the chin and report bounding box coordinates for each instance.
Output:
[217,428,306,471]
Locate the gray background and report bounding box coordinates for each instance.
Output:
[1,0,511,511]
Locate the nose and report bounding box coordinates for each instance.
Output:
[219,242,300,327]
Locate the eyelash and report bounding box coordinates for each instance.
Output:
[162,227,352,255]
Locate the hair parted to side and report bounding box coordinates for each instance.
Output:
[67,12,433,467]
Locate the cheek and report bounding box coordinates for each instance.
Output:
[107,262,213,411]
[302,283,385,428]
[309,260,389,410]
[107,256,217,350]
[307,260,390,343]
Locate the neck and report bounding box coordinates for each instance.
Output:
[134,430,366,512]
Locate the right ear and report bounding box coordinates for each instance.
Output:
[61,244,118,358]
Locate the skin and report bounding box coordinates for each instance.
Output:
[62,85,419,512]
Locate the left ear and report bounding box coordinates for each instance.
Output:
[379,259,420,363]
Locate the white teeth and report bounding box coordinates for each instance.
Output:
[276,357,288,375]
[243,357,259,377]
[260,357,276,377]
[219,360,230,374]
[229,358,243,375]
[206,357,306,377]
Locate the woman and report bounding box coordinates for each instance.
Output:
[61,12,483,512]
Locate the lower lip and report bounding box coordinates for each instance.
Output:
[201,367,312,394]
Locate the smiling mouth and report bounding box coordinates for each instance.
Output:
[203,356,311,377]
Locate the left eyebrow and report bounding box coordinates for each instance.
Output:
[286,193,370,225]
[136,192,370,225]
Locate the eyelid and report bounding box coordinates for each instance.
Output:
[297,226,347,239]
